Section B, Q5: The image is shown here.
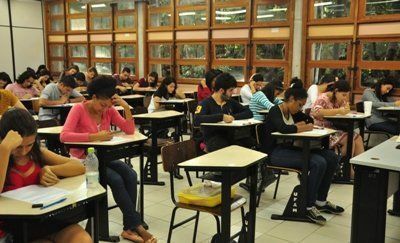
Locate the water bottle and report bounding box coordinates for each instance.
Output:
[85,147,99,188]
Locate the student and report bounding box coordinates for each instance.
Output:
[35,64,48,76]
[262,81,344,225]
[34,69,52,92]
[60,76,157,243]
[134,72,158,91]
[59,65,79,80]
[85,67,98,84]
[74,72,88,92]
[0,90,26,115]
[147,76,185,113]
[0,108,90,243]
[362,76,400,135]
[6,70,40,99]
[197,69,222,103]
[194,73,254,152]
[249,80,284,121]
[311,80,364,158]
[38,75,85,121]
[0,72,12,89]
[113,67,133,94]
[304,74,335,111]
[240,73,265,105]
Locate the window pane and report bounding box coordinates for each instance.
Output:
[51,61,64,72]
[117,15,135,29]
[51,19,64,32]
[90,3,111,12]
[94,46,112,58]
[151,64,172,77]
[313,0,351,19]
[69,18,86,31]
[149,0,171,7]
[118,45,135,58]
[178,0,206,6]
[256,44,285,60]
[256,2,288,22]
[118,0,135,10]
[365,0,400,16]
[215,66,244,81]
[95,62,112,75]
[310,68,346,84]
[179,44,206,59]
[256,67,285,82]
[72,62,87,72]
[92,17,111,30]
[215,44,245,59]
[179,65,206,79]
[50,4,63,16]
[311,42,348,60]
[150,12,171,27]
[150,44,171,59]
[178,10,207,26]
[362,42,400,61]
[70,46,87,58]
[69,2,86,14]
[119,63,136,74]
[361,69,400,87]
[50,45,64,58]
[215,7,247,24]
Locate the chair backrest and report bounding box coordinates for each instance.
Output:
[161,139,197,173]
[355,102,364,113]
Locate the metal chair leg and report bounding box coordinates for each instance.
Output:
[213,215,221,234]
[167,207,178,243]
[273,171,282,199]
[192,211,200,243]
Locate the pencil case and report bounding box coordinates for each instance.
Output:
[178,183,236,207]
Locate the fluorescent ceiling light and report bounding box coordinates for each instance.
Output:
[215,16,232,20]
[215,9,246,15]
[366,0,400,4]
[314,1,333,7]
[257,14,274,18]
[81,6,86,9]
[179,12,196,16]
[268,8,287,12]
[200,17,207,20]
[91,4,107,8]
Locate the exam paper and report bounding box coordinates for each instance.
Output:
[0,185,69,204]
[301,129,331,136]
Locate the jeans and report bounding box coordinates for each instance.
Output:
[107,160,142,231]
[368,121,398,135]
[269,146,339,207]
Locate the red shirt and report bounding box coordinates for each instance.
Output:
[197,85,212,103]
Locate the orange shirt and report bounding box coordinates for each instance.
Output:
[0,90,18,115]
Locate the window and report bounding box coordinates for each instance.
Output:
[117,45,135,58]
[215,65,245,81]
[178,10,207,27]
[94,46,112,58]
[90,3,112,31]
[150,12,172,27]
[150,44,172,59]
[92,45,113,74]
[115,0,136,31]
[149,0,171,8]
[213,42,246,81]
[50,45,64,58]
[310,67,347,84]
[148,0,173,29]
[51,19,65,32]
[311,0,352,20]
[70,45,88,58]
[256,67,285,82]
[150,63,172,77]
[68,2,86,14]
[149,43,172,78]
[116,44,137,76]
[69,18,86,31]
[91,16,112,30]
[256,43,285,60]
[176,0,207,28]
[178,0,206,5]
[178,65,206,79]
[362,41,400,61]
[254,0,290,24]
[178,44,206,59]
[361,69,400,87]
[117,15,135,29]
[311,42,349,61]
[215,44,246,60]
[71,61,87,72]
[51,61,64,72]
[364,0,400,16]
[90,3,111,13]
[95,62,112,75]
[215,7,247,25]
[47,2,65,33]
[118,63,136,74]
[50,3,64,16]
[118,0,135,10]
[176,43,207,81]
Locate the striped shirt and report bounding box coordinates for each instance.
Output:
[249,91,282,121]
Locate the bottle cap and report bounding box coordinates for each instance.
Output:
[88,147,95,154]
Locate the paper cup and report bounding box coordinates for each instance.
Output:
[364,101,372,116]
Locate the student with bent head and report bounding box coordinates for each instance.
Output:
[0,108,90,243]
[147,76,185,113]
[85,67,98,84]
[197,69,222,103]
[113,67,134,95]
[304,74,335,111]
[249,79,284,121]
[240,73,265,105]
[134,72,158,91]
[6,70,40,99]
[0,72,12,89]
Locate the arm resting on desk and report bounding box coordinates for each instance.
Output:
[231,100,253,120]
[40,148,85,177]
[0,144,12,192]
[362,89,396,108]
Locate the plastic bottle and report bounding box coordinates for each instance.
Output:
[85,147,99,188]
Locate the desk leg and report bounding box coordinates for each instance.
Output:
[351,165,387,243]
[143,123,165,186]
[388,179,400,216]
[334,122,354,184]
[22,221,28,243]
[93,198,100,243]
[247,164,258,242]
[359,120,365,146]
[221,171,231,243]
[139,144,145,221]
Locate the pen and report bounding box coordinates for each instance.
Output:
[33,198,67,210]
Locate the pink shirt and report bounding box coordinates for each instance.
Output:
[5,83,39,98]
[60,102,135,159]
[311,92,346,128]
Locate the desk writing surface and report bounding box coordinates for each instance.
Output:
[272,128,336,138]
[114,105,133,111]
[37,126,63,135]
[0,175,105,216]
[351,137,400,172]
[64,132,147,146]
[33,115,38,121]
[20,97,40,102]
[377,107,400,111]
[179,145,267,169]
[121,94,145,100]
[158,98,195,104]
[42,103,75,108]
[133,110,184,119]
[324,112,370,119]
[232,94,241,97]
[201,118,263,127]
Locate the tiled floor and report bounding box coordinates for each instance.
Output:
[101,155,400,243]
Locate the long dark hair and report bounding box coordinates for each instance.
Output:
[330,80,350,104]
[284,77,307,101]
[373,76,396,102]
[158,76,177,99]
[261,80,283,102]
[148,72,158,88]
[0,108,42,169]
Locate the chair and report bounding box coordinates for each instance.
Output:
[355,102,391,149]
[161,140,248,243]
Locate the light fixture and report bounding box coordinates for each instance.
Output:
[215,9,246,15]
[366,0,400,4]
[268,8,288,12]
[179,12,196,16]
[215,16,232,20]
[314,1,333,7]
[91,4,107,8]
[257,14,274,18]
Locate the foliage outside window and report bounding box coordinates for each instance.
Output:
[117,15,135,29]
[310,68,346,84]
[362,42,400,61]
[151,64,172,77]
[215,66,244,81]
[119,63,136,74]
[118,45,136,58]
[311,43,348,60]
[215,44,245,59]
[72,62,87,72]
[179,65,206,79]
[95,62,112,75]
[68,2,86,14]
[361,69,400,87]
[256,67,285,82]
[50,3,63,16]
[118,0,135,10]
[69,18,86,31]
[92,16,111,30]
[313,0,351,19]
[149,0,171,8]
[150,44,172,59]
[178,10,207,26]
[150,12,172,27]
[179,44,206,59]
[70,45,87,58]
[256,44,285,60]
[94,46,112,58]
[50,45,64,58]
[365,0,400,16]
[256,2,289,22]
[215,7,247,24]
[51,61,64,72]
[51,19,65,32]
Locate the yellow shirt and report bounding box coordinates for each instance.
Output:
[0,90,18,115]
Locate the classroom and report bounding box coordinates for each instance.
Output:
[0,0,400,242]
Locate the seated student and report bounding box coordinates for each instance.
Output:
[240,73,265,105]
[85,67,98,84]
[249,80,284,121]
[0,108,91,243]
[0,72,12,89]
[304,74,335,111]
[6,70,40,99]
[262,81,344,225]
[35,64,48,76]
[34,69,52,92]
[0,90,26,115]
[311,80,364,159]
[59,65,79,80]
[113,67,134,95]
[74,72,88,92]
[60,76,157,243]
[134,72,158,91]
[197,69,223,103]
[194,73,254,152]
[38,75,85,121]
[362,76,400,135]
[147,76,185,113]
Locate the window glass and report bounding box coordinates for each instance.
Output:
[311,42,348,60]
[313,0,351,19]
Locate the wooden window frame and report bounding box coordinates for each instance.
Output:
[46,1,65,34]
[175,2,209,30]
[212,0,251,28]
[68,43,89,72]
[115,42,137,76]
[48,43,66,74]
[358,0,400,23]
[176,41,208,83]
[148,42,173,78]
[252,0,293,27]
[89,3,112,32]
[114,6,137,32]
[307,0,356,24]
[147,1,173,30]
[66,0,87,33]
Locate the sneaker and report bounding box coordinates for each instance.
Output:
[316,201,345,215]
[306,207,326,225]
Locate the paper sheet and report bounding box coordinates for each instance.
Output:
[1,185,69,204]
[301,129,331,136]
[219,119,260,126]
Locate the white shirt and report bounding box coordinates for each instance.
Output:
[147,95,167,113]
[240,84,253,105]
[304,84,319,110]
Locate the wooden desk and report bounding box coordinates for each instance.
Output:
[270,129,336,224]
[377,106,400,132]
[65,132,147,241]
[0,175,106,243]
[324,112,370,184]
[158,98,196,134]
[134,88,157,96]
[20,97,40,111]
[350,137,400,243]
[41,103,75,125]
[133,111,184,185]
[121,94,145,108]
[179,145,267,243]
[37,126,66,156]
[201,118,263,127]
